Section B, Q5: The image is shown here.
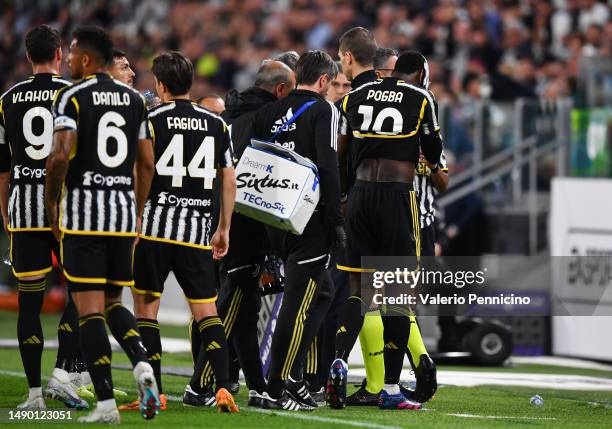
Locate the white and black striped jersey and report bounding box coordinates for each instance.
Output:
[141,100,233,249]
[414,150,448,228]
[52,73,150,236]
[339,77,442,168]
[0,74,71,231]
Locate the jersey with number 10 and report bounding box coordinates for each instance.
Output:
[0,74,71,231]
[339,76,441,169]
[52,73,150,236]
[142,100,232,249]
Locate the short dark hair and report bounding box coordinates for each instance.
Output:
[339,27,377,66]
[394,50,426,75]
[73,26,114,65]
[374,47,398,70]
[274,51,299,71]
[25,25,61,64]
[112,49,126,60]
[295,51,337,86]
[152,51,193,96]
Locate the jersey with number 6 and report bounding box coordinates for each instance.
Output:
[52,73,150,236]
[339,76,442,169]
[142,100,233,249]
[0,73,71,231]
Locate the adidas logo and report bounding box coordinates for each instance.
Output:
[22,336,41,345]
[385,342,399,350]
[205,341,221,352]
[123,329,139,340]
[58,323,73,332]
[270,108,297,133]
[149,353,161,361]
[94,355,111,365]
[336,326,347,334]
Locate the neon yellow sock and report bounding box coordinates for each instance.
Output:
[359,311,385,394]
[407,315,428,368]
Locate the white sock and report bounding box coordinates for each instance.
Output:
[28,387,43,400]
[81,371,92,386]
[97,398,117,411]
[383,384,400,395]
[52,368,70,383]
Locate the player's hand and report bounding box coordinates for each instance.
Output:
[332,225,347,253]
[211,228,229,260]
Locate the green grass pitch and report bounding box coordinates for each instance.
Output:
[0,311,610,428]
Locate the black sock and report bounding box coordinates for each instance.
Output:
[192,316,230,392]
[137,318,163,394]
[190,343,209,394]
[79,313,113,401]
[17,280,45,388]
[105,303,147,366]
[189,318,200,367]
[382,310,411,385]
[72,348,87,373]
[55,292,79,372]
[335,296,366,361]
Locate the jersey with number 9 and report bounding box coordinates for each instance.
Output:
[0,73,71,230]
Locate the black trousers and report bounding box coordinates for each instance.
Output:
[265,211,331,388]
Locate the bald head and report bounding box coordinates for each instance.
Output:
[254,60,296,99]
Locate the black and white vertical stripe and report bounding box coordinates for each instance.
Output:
[328,101,339,151]
[141,202,212,247]
[60,187,136,233]
[8,184,46,229]
[414,174,436,229]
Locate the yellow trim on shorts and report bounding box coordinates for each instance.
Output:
[131,285,162,298]
[108,279,135,287]
[409,191,421,258]
[140,235,212,250]
[63,270,108,284]
[185,295,217,304]
[7,227,51,232]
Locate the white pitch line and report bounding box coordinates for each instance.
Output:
[446,413,557,421]
[249,408,402,429]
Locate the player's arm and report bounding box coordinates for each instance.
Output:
[135,137,154,219]
[134,100,155,232]
[211,123,236,260]
[427,100,448,192]
[45,129,75,240]
[0,105,10,231]
[419,94,443,169]
[315,103,345,249]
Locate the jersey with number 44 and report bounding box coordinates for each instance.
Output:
[0,74,71,231]
[52,73,150,236]
[142,99,233,249]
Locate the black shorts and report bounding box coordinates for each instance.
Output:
[61,233,134,291]
[420,223,436,257]
[133,238,218,303]
[342,180,420,271]
[10,231,58,278]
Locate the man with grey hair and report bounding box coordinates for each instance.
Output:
[274,50,299,71]
[185,60,296,408]
[374,47,398,78]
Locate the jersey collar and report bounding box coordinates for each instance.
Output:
[351,70,378,89]
[290,89,324,101]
